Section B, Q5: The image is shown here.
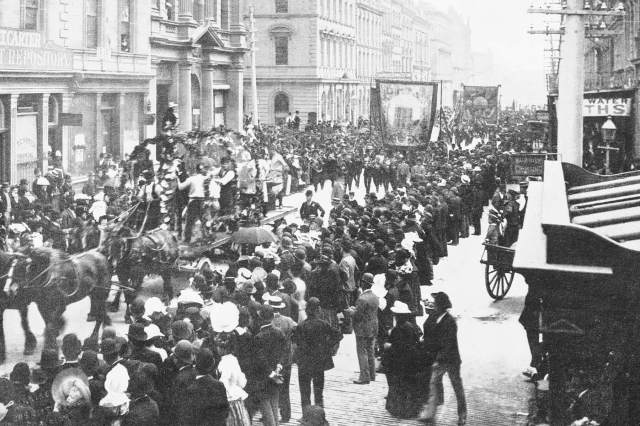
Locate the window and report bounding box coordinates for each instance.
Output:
[275,0,288,13]
[86,0,98,49]
[193,0,203,21]
[22,0,39,30]
[166,0,176,20]
[275,35,288,65]
[119,0,131,52]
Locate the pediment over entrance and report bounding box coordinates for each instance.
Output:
[191,25,225,48]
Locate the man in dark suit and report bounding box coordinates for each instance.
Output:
[350,273,379,384]
[419,292,467,426]
[292,297,343,408]
[251,305,286,426]
[127,324,163,369]
[182,349,229,426]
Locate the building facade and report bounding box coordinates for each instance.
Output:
[546,0,640,162]
[0,0,246,183]
[242,0,473,125]
[0,0,152,183]
[149,0,247,135]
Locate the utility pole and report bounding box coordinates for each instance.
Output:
[557,0,584,166]
[528,1,625,166]
[249,5,259,126]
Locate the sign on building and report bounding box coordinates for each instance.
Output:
[583,97,631,117]
[0,29,73,71]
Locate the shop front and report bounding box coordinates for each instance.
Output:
[548,89,637,172]
[0,28,150,183]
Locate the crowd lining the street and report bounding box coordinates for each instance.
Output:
[0,108,545,425]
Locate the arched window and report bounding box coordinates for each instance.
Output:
[274,93,289,124]
[275,0,288,13]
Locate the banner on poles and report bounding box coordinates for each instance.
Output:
[370,87,382,132]
[375,80,438,146]
[462,85,500,124]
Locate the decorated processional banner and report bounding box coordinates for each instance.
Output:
[374,80,438,146]
[461,85,500,125]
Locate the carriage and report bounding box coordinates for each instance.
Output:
[479,242,516,300]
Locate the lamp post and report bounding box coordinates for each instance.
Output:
[598,115,618,174]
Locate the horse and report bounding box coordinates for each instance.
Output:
[0,247,111,362]
[104,228,179,322]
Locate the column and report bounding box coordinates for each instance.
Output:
[9,95,17,184]
[39,94,50,175]
[204,0,217,22]
[201,65,214,130]
[178,63,193,131]
[118,93,126,158]
[145,74,157,159]
[60,94,73,173]
[95,94,104,157]
[227,64,244,130]
[178,0,194,21]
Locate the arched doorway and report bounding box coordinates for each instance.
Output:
[191,74,201,129]
[274,92,289,125]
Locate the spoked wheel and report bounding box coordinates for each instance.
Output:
[485,263,515,300]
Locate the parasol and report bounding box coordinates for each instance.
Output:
[231,227,278,245]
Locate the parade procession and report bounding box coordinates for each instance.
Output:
[3,0,640,425]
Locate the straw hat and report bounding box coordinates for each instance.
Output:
[390,301,412,315]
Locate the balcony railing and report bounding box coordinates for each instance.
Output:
[547,70,637,94]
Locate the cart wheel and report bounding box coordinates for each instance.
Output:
[485,263,515,300]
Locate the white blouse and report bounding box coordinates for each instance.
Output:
[218,354,248,402]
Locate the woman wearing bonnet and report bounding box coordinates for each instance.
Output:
[51,368,92,425]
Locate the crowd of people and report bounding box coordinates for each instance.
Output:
[0,106,540,425]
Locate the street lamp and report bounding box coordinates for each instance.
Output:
[599,115,618,174]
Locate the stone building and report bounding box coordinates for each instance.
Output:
[242,0,472,125]
[149,0,247,135]
[0,0,246,183]
[0,0,152,183]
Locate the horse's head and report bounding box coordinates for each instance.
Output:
[103,230,132,268]
[10,248,53,289]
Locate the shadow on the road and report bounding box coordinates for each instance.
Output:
[490,295,525,317]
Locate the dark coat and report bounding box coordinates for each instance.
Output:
[124,395,160,426]
[306,263,345,311]
[365,253,388,275]
[383,321,422,376]
[171,365,197,423]
[182,375,230,426]
[130,345,163,370]
[422,312,461,365]
[251,324,286,398]
[292,316,343,373]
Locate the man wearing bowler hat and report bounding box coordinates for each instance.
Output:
[419,292,467,426]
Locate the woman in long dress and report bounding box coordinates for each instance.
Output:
[383,301,423,419]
